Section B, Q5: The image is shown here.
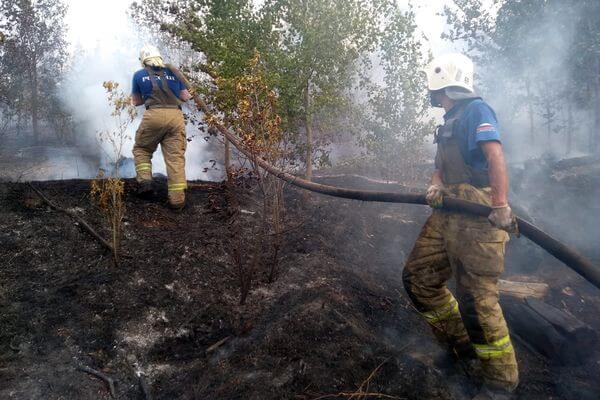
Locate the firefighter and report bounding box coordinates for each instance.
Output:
[402,53,519,400]
[131,45,192,210]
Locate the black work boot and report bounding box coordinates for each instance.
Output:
[167,201,185,212]
[472,385,513,400]
[454,341,482,379]
[136,180,154,199]
[167,191,186,212]
[454,339,477,360]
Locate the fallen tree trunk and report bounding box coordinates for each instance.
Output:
[167,64,600,291]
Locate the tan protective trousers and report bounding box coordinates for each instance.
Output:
[132,108,187,205]
[402,183,518,391]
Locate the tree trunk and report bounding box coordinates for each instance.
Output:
[590,55,600,153]
[545,103,552,153]
[304,81,313,181]
[526,79,535,145]
[566,101,573,156]
[31,54,40,144]
[594,82,600,154]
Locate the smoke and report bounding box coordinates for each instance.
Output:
[476,3,589,162]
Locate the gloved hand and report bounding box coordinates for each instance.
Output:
[488,205,519,235]
[426,184,445,209]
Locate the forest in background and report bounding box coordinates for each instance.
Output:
[1,0,599,179]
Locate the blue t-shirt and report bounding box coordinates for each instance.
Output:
[131,67,184,102]
[443,99,502,172]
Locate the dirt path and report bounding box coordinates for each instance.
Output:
[0,180,598,399]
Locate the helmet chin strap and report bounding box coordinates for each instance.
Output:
[429,91,443,108]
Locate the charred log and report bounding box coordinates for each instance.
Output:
[502,298,598,365]
[498,279,549,299]
[526,298,598,347]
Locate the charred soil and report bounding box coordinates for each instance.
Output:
[0,178,599,399]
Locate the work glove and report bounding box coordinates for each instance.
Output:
[426,184,445,209]
[488,205,519,235]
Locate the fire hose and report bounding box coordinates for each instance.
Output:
[167,64,600,290]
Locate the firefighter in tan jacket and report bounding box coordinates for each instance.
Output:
[403,54,519,400]
[131,45,192,210]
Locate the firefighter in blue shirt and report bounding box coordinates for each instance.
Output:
[131,45,192,210]
[402,53,519,400]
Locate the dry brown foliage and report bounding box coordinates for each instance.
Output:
[213,53,290,304]
[90,173,125,265]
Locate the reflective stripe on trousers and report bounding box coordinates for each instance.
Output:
[168,182,187,192]
[421,297,460,324]
[473,335,514,360]
[135,162,152,173]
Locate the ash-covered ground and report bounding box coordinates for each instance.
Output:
[0,172,599,399]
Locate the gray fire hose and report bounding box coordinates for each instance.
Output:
[167,64,600,290]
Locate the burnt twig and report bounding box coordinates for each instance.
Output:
[28,183,113,252]
[310,359,404,400]
[311,393,402,400]
[206,335,232,354]
[76,364,117,398]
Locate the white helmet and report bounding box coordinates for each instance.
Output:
[139,44,165,68]
[424,53,474,93]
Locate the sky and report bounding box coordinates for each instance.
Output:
[66,0,135,51]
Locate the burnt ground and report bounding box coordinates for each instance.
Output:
[0,177,599,400]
